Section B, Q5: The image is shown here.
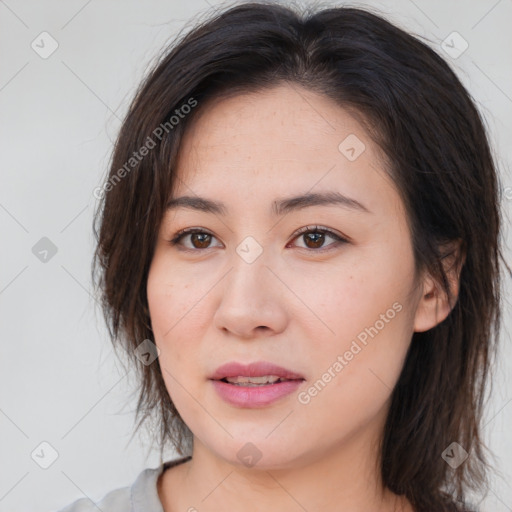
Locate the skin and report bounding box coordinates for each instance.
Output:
[146,84,461,512]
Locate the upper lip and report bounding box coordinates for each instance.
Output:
[210,361,305,381]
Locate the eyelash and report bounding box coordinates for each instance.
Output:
[167,225,349,253]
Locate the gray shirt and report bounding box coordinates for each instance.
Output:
[55,456,192,512]
[56,456,480,511]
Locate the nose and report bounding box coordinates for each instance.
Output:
[213,253,288,339]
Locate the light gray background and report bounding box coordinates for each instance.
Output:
[1,1,511,511]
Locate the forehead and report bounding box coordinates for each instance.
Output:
[171,84,399,220]
[177,85,359,165]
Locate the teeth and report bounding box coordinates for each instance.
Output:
[225,375,284,385]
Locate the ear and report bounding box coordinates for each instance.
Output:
[413,239,466,333]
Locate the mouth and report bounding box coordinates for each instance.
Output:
[208,361,305,407]
[209,360,305,384]
[217,375,303,386]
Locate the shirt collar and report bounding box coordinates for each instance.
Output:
[131,456,192,512]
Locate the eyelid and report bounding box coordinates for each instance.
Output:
[168,226,221,250]
[290,225,350,247]
[167,225,349,252]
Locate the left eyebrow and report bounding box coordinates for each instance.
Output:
[272,191,372,216]
[166,191,372,216]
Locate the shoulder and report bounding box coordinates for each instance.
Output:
[53,466,163,512]
[53,457,191,512]
[55,486,130,512]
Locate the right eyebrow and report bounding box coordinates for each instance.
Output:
[166,191,372,217]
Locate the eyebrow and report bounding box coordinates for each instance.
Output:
[166,191,371,216]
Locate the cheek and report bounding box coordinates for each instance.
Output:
[147,262,200,413]
[146,253,218,385]
[298,245,414,395]
[297,305,411,446]
[337,241,414,324]
[147,267,218,440]
[147,263,186,370]
[293,248,405,342]
[147,255,204,338]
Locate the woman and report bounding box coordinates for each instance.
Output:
[58,1,507,511]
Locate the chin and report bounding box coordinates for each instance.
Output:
[204,436,310,471]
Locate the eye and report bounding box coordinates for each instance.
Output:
[168,227,222,251]
[167,225,349,252]
[288,225,348,251]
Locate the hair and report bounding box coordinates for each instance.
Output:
[91,1,509,511]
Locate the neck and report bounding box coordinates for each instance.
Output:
[161,421,412,512]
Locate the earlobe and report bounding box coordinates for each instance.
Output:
[413,239,466,333]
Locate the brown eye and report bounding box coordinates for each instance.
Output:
[290,226,348,252]
[168,225,348,253]
[303,231,326,249]
[169,228,222,251]
[189,232,213,249]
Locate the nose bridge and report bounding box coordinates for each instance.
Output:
[225,238,272,306]
[213,239,287,336]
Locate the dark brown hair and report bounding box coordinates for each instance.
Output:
[92,2,508,511]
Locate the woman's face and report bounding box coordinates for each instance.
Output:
[147,84,429,469]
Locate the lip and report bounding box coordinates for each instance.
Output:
[209,361,305,381]
[209,361,305,408]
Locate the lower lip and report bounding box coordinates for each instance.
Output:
[210,379,304,407]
